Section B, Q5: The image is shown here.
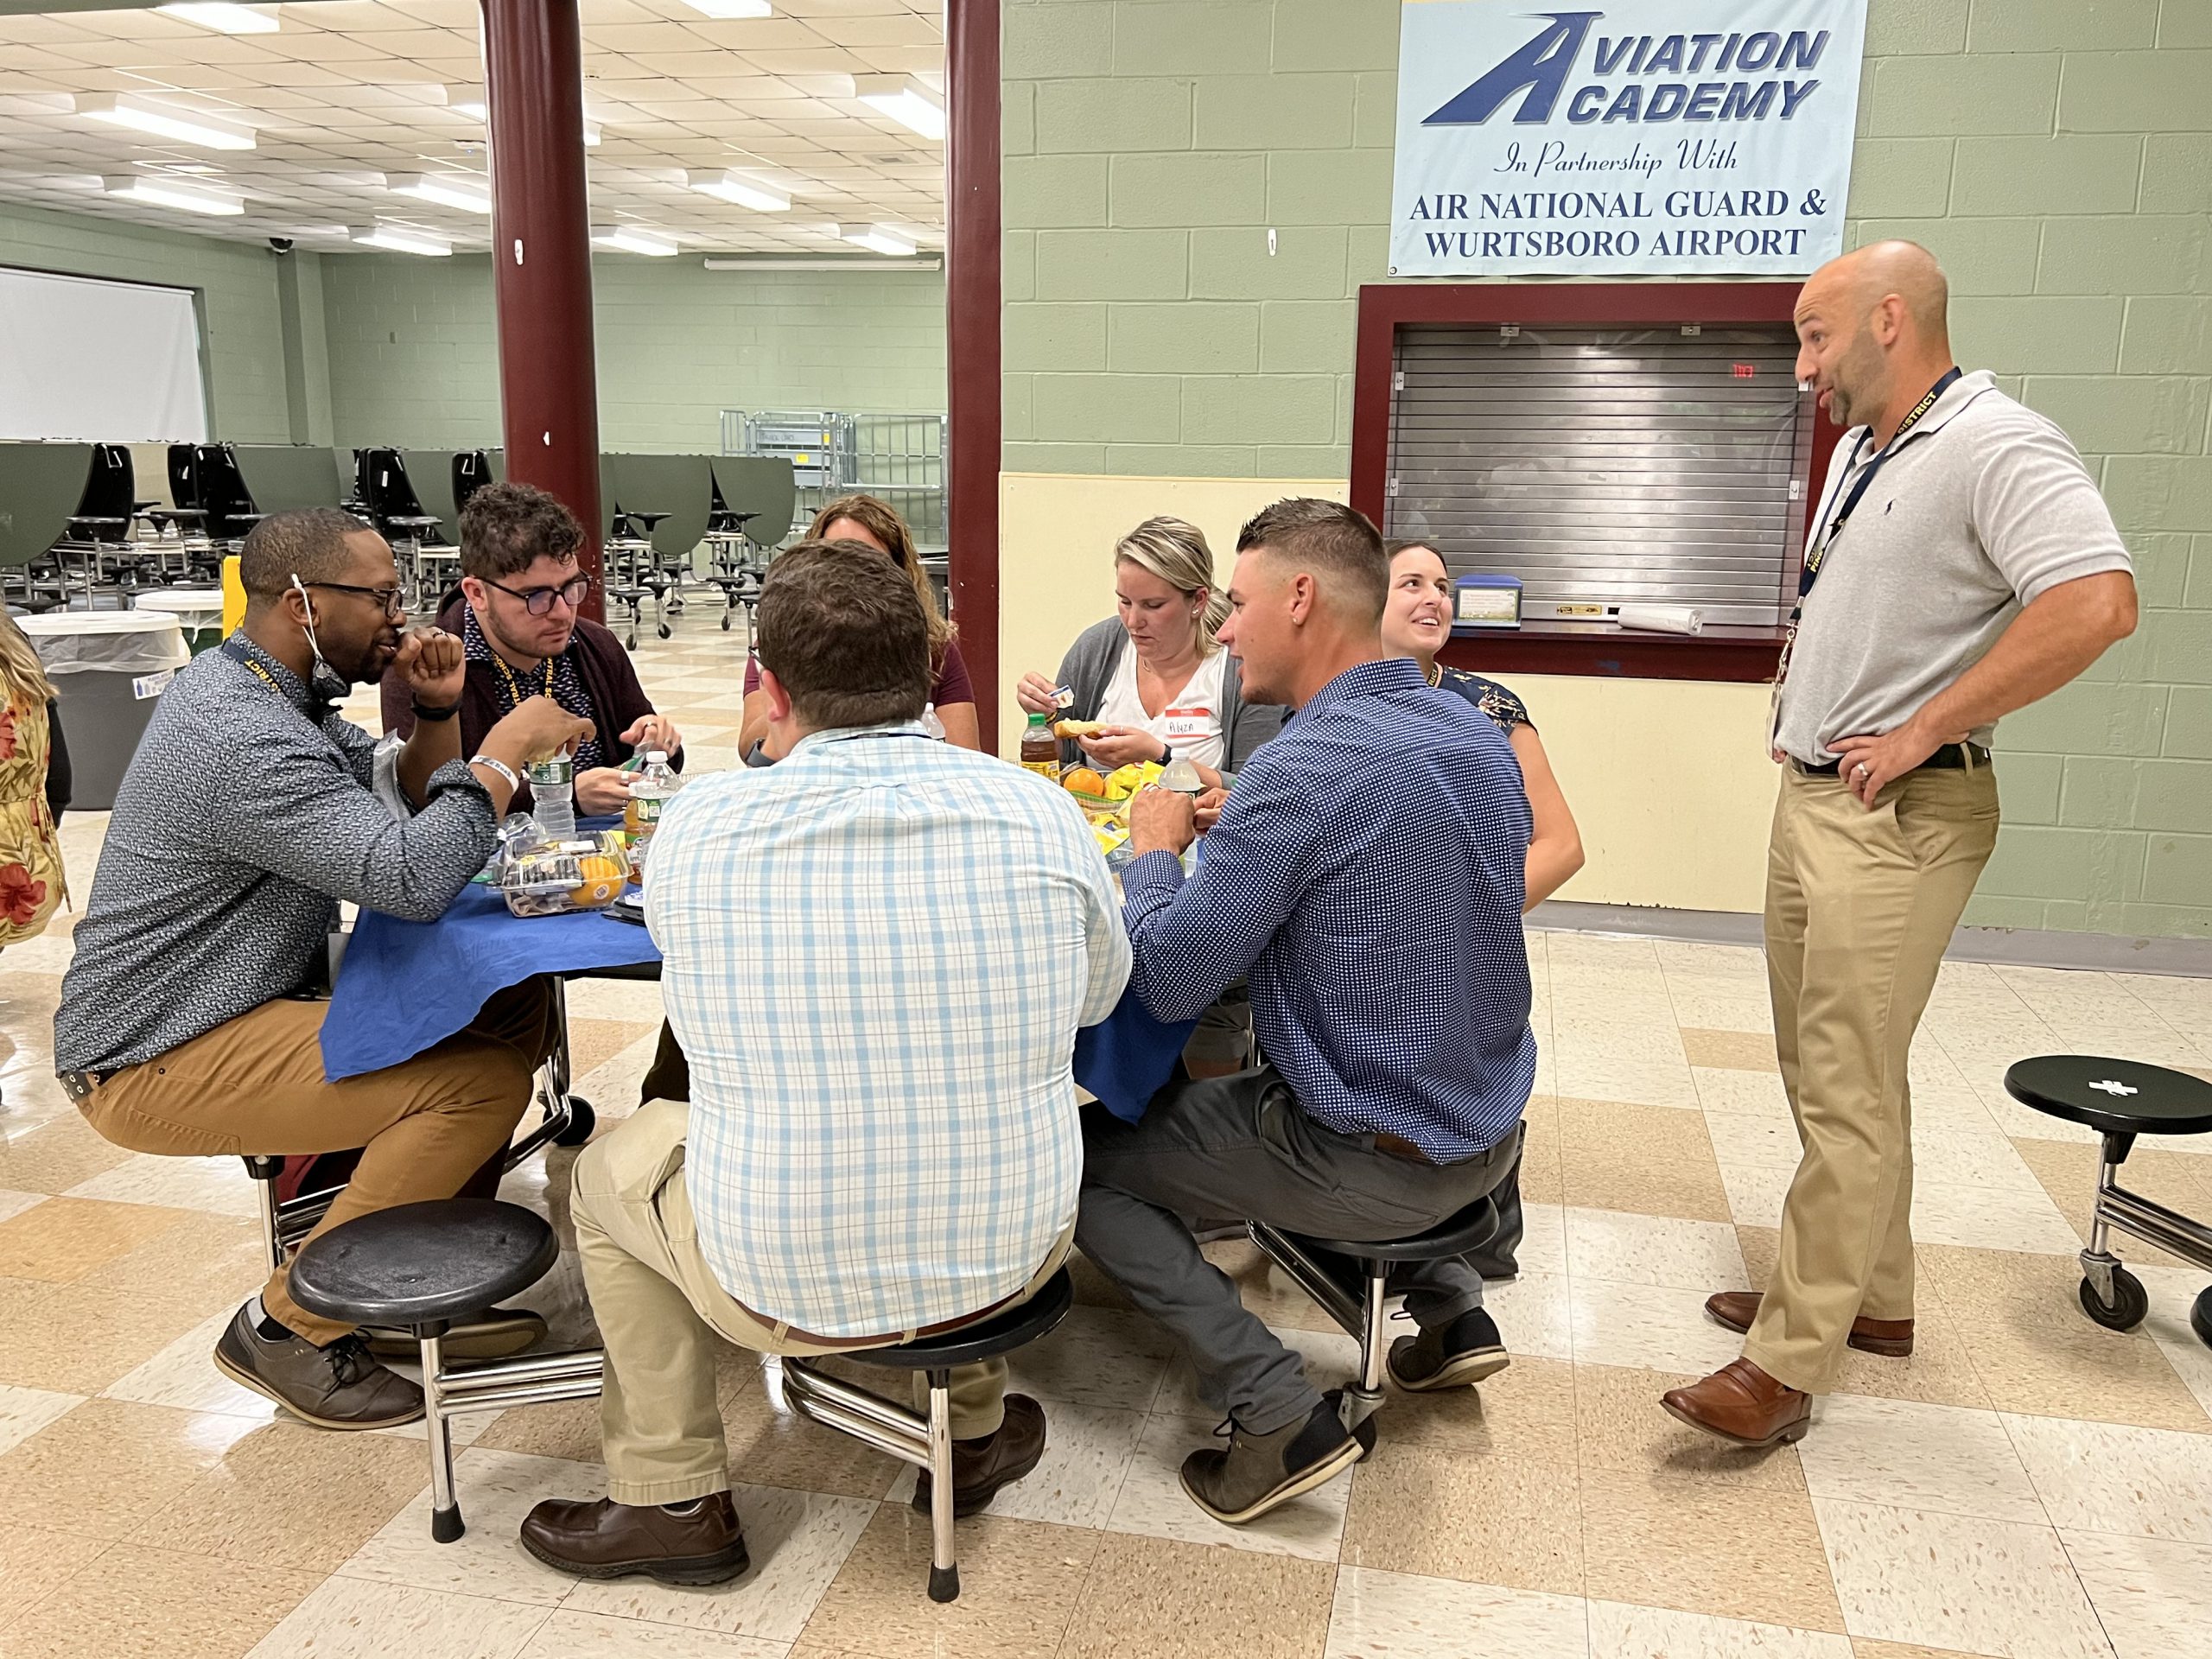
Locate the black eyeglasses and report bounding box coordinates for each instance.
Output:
[306,581,406,618]
[483,575,594,616]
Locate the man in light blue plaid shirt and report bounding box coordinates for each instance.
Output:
[524,543,1129,1587]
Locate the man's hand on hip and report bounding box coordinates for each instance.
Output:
[1829,715,1957,809]
[1128,785,1197,858]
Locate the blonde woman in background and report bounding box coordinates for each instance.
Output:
[0,611,67,950]
[736,493,982,753]
[1014,515,1284,782]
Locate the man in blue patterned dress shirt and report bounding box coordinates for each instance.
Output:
[1078,499,1537,1525]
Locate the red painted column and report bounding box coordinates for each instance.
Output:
[945,0,1001,750]
[480,0,604,620]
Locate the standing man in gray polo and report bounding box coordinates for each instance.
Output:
[1664,241,2138,1447]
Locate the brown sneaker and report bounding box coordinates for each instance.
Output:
[1705,1291,1914,1357]
[911,1394,1046,1519]
[1179,1394,1367,1525]
[1661,1358,1812,1448]
[211,1301,423,1431]
[519,1491,748,1586]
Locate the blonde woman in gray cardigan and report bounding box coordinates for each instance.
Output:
[1014,516,1284,783]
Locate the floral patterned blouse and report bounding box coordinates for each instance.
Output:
[1437,666,1534,734]
[0,696,64,945]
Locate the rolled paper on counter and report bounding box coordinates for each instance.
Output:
[1615,603,1706,634]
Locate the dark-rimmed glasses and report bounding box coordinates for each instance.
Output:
[483,574,594,616]
[304,580,406,618]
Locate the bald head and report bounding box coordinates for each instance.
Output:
[1793,239,1957,438]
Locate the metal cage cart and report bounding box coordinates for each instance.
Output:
[721,410,948,563]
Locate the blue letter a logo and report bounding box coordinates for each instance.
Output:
[1424,10,1599,125]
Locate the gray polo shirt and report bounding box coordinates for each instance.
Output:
[54,638,495,1074]
[1773,370,2132,766]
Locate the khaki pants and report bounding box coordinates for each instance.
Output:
[78,979,556,1344]
[574,1097,1073,1506]
[1744,764,1999,1394]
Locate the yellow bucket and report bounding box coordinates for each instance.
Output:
[220,554,245,637]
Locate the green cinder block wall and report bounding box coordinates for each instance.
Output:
[321,254,947,453]
[1001,0,2212,941]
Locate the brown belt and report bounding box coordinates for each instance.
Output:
[1373,1132,1434,1165]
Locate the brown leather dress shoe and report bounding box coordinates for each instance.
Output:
[1705,1291,1914,1357]
[912,1394,1046,1518]
[519,1491,748,1586]
[1661,1358,1812,1448]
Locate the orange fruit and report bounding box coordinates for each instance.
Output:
[569,854,626,908]
[1065,767,1107,796]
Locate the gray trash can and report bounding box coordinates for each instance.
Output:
[18,610,190,811]
[130,588,227,654]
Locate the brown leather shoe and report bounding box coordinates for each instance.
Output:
[1705,1291,1914,1357]
[519,1491,748,1586]
[1661,1358,1812,1448]
[912,1394,1046,1519]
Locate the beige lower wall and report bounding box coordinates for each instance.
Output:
[997,471,1778,916]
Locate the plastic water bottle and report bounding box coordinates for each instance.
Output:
[527,753,576,841]
[1159,753,1205,796]
[624,751,677,872]
[920,702,947,741]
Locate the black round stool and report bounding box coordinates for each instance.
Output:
[2005,1055,2212,1340]
[1249,1195,1502,1426]
[289,1199,602,1541]
[780,1268,1075,1603]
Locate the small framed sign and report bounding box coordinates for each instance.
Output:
[1453,573,1522,630]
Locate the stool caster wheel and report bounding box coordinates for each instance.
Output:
[928,1564,959,1603]
[431,1505,465,1543]
[721,613,732,631]
[552,1097,596,1147]
[657,623,671,640]
[2193,1287,2212,1351]
[2080,1266,2148,1332]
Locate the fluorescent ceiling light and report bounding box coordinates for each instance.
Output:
[855,75,944,142]
[76,93,255,152]
[443,86,487,120]
[592,225,677,257]
[352,225,451,257]
[157,3,277,34]
[838,224,915,257]
[687,169,790,213]
[105,175,244,216]
[386,172,493,213]
[682,0,772,17]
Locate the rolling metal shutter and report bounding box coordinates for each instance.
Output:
[1384,323,1813,626]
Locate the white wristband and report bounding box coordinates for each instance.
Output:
[469,754,520,792]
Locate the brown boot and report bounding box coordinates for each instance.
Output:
[518,1491,748,1586]
[1661,1358,1812,1448]
[912,1394,1047,1519]
[1705,1291,1914,1357]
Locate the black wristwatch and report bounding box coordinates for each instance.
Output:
[411,699,461,722]
[1159,741,1174,765]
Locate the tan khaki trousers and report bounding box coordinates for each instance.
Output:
[1744,764,1999,1394]
[79,979,556,1344]
[574,1097,1073,1506]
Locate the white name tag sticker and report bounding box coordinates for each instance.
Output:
[1161,707,1214,741]
[131,669,175,701]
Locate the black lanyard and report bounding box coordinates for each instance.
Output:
[221,636,329,722]
[1797,366,1961,602]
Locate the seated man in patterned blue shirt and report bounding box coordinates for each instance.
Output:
[1078,499,1536,1526]
[521,541,1131,1586]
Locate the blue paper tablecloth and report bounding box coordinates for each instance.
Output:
[321,884,1194,1121]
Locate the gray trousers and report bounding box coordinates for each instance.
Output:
[1077,1066,1522,1435]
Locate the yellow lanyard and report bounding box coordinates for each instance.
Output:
[493,652,555,709]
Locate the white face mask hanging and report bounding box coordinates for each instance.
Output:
[289,574,353,707]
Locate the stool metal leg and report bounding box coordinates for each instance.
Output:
[925,1370,958,1604]
[419,1331,465,1542]
[1340,1269,1389,1429]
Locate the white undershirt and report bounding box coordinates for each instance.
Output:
[1096,644,1228,769]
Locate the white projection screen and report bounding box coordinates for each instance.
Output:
[0,266,209,442]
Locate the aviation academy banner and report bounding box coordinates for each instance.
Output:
[1389,0,1867,277]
